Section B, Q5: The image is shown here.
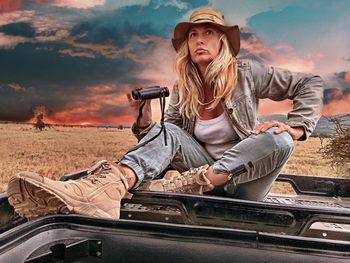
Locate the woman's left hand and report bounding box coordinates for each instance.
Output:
[252,120,305,140]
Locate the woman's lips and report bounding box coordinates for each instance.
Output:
[195,48,208,54]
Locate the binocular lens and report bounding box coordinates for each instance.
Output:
[132,86,169,100]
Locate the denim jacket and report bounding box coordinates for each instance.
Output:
[135,59,324,141]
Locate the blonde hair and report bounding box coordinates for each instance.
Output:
[175,33,238,119]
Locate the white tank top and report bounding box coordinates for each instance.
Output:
[194,112,240,160]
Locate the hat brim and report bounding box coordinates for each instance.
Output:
[172,22,240,56]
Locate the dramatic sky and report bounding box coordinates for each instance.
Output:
[0,0,349,125]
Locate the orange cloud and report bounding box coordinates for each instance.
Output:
[344,72,350,83]
[258,99,293,116]
[51,0,105,9]
[28,84,134,125]
[322,93,350,115]
[32,0,105,9]
[0,0,21,13]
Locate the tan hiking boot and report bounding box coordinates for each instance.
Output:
[137,165,214,194]
[7,160,129,220]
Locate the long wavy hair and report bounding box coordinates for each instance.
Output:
[175,32,238,119]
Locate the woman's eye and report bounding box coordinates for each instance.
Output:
[206,30,213,35]
[189,32,196,38]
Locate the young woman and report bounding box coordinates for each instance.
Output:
[7,7,323,220]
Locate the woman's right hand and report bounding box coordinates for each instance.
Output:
[126,92,153,127]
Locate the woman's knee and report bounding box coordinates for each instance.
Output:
[264,127,294,153]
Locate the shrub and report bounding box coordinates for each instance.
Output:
[320,115,350,176]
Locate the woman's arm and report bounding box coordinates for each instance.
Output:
[250,60,324,140]
[127,93,154,141]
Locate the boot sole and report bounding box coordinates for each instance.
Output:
[7,175,72,219]
[7,175,120,220]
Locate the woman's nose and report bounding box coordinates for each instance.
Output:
[196,34,204,44]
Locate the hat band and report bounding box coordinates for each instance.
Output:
[190,14,225,25]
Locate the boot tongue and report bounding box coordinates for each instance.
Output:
[87,160,109,174]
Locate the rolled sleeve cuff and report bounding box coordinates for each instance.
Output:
[131,121,156,141]
[286,121,309,141]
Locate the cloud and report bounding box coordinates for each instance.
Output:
[239,27,349,116]
[1,0,348,124]
[0,39,143,117]
[44,84,133,125]
[59,48,96,58]
[239,28,316,73]
[0,22,35,38]
[0,1,185,123]
[0,0,21,13]
[245,3,350,76]
[0,10,72,48]
[133,35,175,85]
[345,72,350,83]
[31,15,72,42]
[322,94,350,115]
[54,0,105,9]
[33,0,152,11]
[0,82,26,92]
[208,0,336,27]
[61,34,131,59]
[323,71,350,102]
[0,10,34,27]
[31,0,106,9]
[0,32,29,49]
[258,99,293,116]
[153,0,190,10]
[7,83,26,92]
[321,71,350,115]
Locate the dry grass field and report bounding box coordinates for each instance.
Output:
[0,123,345,194]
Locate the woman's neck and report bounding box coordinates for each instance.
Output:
[199,80,224,120]
[197,62,208,77]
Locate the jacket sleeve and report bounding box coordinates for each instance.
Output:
[164,84,184,128]
[250,60,324,140]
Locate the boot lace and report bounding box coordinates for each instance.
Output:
[85,160,112,184]
[163,165,210,194]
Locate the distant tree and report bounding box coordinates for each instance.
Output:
[118,125,123,130]
[34,113,45,131]
[320,115,350,176]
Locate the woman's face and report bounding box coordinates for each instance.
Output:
[187,24,222,68]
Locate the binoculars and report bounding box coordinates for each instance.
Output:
[132,86,169,100]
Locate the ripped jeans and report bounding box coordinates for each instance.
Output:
[120,123,294,201]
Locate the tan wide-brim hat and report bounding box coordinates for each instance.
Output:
[172,7,240,56]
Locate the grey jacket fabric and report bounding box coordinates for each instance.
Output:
[135,59,324,141]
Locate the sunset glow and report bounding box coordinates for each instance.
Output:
[0,0,21,13]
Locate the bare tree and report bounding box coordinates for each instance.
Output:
[320,115,350,176]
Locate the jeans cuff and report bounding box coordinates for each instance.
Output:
[118,160,145,189]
